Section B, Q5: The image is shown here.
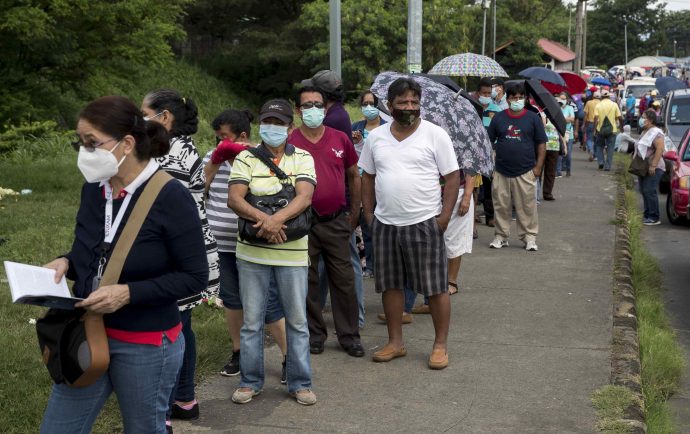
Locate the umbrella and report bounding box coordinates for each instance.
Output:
[524,80,567,137]
[427,53,508,78]
[417,73,484,117]
[540,71,587,95]
[519,67,566,86]
[591,76,611,86]
[655,76,687,97]
[370,71,494,176]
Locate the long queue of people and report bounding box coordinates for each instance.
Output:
[36,67,665,433]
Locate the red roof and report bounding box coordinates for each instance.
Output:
[538,38,575,63]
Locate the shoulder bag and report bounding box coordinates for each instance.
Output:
[36,171,173,387]
[237,147,311,244]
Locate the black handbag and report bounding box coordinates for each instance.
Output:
[628,154,650,177]
[238,147,311,244]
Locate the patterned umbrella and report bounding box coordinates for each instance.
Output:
[370,71,494,176]
[428,53,508,78]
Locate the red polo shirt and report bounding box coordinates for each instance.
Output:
[289,126,358,216]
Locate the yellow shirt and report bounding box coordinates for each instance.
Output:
[583,99,600,123]
[594,99,621,133]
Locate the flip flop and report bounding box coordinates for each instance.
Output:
[448,281,458,296]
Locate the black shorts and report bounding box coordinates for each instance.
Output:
[372,216,448,297]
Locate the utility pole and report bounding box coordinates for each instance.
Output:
[567,7,572,49]
[624,19,628,66]
[329,0,341,77]
[674,40,678,64]
[407,0,423,74]
[492,0,497,59]
[582,0,587,66]
[574,0,583,72]
[481,0,490,56]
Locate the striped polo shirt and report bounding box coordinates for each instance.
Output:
[202,150,239,253]
[229,144,316,266]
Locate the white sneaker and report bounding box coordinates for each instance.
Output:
[525,240,538,251]
[232,388,261,404]
[489,238,509,249]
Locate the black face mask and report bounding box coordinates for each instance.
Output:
[391,108,420,126]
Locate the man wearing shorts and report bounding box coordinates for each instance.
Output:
[360,78,460,369]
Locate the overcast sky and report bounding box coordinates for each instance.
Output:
[561,0,689,11]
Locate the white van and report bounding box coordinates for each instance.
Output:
[623,78,657,120]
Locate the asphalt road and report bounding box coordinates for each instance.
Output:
[641,190,690,432]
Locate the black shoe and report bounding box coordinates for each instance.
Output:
[166,424,173,434]
[343,342,365,357]
[310,341,324,354]
[220,350,240,377]
[171,402,199,420]
[598,164,604,170]
[281,356,287,384]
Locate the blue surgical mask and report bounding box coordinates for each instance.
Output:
[259,124,288,148]
[362,105,379,121]
[638,117,646,129]
[510,100,525,112]
[491,88,498,99]
[301,107,325,128]
[478,96,492,105]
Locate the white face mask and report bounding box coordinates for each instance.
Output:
[77,141,126,183]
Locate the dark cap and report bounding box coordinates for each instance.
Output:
[259,99,293,124]
[300,70,343,94]
[490,77,505,86]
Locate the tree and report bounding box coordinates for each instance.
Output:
[0,0,190,127]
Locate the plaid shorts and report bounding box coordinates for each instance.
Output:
[372,216,448,297]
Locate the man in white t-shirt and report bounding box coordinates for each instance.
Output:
[360,78,460,370]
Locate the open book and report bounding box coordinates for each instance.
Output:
[4,261,83,310]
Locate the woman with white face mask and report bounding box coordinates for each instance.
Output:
[141,89,220,426]
[41,96,209,434]
[633,109,666,226]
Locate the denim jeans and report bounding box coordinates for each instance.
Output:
[585,123,595,155]
[404,285,417,313]
[562,138,574,173]
[167,310,195,418]
[595,133,616,170]
[359,212,374,274]
[237,259,311,394]
[639,169,664,221]
[41,335,184,434]
[350,233,365,327]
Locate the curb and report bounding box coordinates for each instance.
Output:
[609,178,647,433]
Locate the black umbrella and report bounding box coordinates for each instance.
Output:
[655,77,687,97]
[519,67,566,86]
[417,73,484,117]
[525,79,567,136]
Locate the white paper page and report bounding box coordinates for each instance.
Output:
[3,261,71,302]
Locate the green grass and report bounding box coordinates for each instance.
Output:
[616,157,686,434]
[592,385,638,434]
[0,154,230,432]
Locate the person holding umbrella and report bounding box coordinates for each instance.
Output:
[487,82,547,251]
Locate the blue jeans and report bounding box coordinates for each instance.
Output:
[404,285,417,313]
[41,335,184,434]
[237,259,311,394]
[350,233,365,327]
[359,212,374,274]
[561,138,574,173]
[639,169,663,221]
[585,123,595,155]
[595,133,616,170]
[167,310,195,419]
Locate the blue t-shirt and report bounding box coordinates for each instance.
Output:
[561,105,575,134]
[626,96,636,111]
[487,109,548,177]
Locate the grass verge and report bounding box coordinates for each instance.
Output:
[593,156,686,434]
[0,155,230,432]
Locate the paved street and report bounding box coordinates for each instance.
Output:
[177,150,616,434]
[641,191,690,433]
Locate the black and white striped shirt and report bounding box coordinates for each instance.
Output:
[202,150,239,253]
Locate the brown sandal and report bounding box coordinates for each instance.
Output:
[448,281,458,296]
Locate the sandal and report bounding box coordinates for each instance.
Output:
[448,281,458,296]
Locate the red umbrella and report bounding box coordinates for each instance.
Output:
[541,71,587,95]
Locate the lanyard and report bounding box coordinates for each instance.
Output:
[94,183,133,289]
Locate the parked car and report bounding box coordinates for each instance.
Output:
[660,89,690,150]
[662,128,690,225]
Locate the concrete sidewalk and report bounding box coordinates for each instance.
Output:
[177,151,615,434]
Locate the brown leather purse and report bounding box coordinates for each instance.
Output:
[36,171,172,387]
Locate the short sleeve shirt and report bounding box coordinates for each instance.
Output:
[202,150,238,253]
[359,120,459,226]
[561,105,575,135]
[595,99,622,133]
[228,144,316,266]
[487,109,548,177]
[289,127,358,216]
[584,99,600,123]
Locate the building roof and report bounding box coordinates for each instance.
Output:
[537,38,576,63]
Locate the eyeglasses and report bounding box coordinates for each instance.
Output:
[71,137,118,152]
[300,102,325,109]
[361,102,376,107]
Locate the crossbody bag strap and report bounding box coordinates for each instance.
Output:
[99,170,174,286]
[248,147,289,180]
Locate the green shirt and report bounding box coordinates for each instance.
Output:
[229,144,316,266]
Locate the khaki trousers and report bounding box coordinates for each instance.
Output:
[491,170,539,243]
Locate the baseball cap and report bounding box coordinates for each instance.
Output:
[652,100,660,107]
[301,70,343,94]
[651,90,658,96]
[601,89,610,97]
[259,99,293,124]
[593,91,601,98]
[491,77,505,87]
